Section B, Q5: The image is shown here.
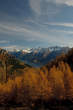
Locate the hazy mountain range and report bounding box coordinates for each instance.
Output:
[9,46,70,67]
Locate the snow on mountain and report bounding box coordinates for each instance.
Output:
[8,46,71,67]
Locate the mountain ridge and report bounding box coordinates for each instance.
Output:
[9,46,70,67]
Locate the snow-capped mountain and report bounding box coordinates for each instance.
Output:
[8,46,70,67]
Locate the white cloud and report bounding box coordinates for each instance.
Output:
[1,21,73,49]
[1,45,17,51]
[0,23,49,41]
[55,0,73,6]
[44,22,73,28]
[2,45,17,49]
[1,45,30,51]
[29,0,73,16]
[1,22,73,40]
[50,29,73,35]
[29,0,59,16]
[0,24,28,33]
[0,40,9,44]
[29,0,41,15]
[46,0,73,6]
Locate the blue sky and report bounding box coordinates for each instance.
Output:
[0,0,73,50]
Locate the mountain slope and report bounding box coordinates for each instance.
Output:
[9,46,70,67]
[43,48,73,72]
[0,48,31,82]
[0,48,73,107]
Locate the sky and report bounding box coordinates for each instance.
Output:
[0,0,73,50]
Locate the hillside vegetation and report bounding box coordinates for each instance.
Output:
[0,48,31,82]
[0,48,73,107]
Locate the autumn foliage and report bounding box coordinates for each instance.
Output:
[0,61,72,105]
[0,48,73,106]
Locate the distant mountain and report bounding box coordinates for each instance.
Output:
[9,46,70,67]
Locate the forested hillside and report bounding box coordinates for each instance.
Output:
[0,48,31,82]
[0,48,73,108]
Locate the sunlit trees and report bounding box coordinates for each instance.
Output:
[48,61,73,100]
[0,48,73,106]
[0,61,73,105]
[49,64,65,100]
[63,63,73,99]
